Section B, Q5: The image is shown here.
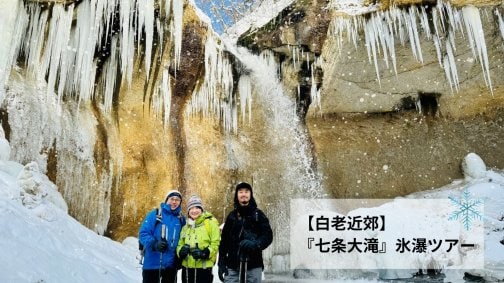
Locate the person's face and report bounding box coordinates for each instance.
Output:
[166,196,181,210]
[188,206,203,220]
[237,188,251,205]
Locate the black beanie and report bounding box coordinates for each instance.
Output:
[235,182,252,192]
[234,182,257,209]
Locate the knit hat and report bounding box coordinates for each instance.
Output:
[165,190,182,202]
[187,195,204,213]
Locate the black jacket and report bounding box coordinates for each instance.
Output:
[219,185,273,270]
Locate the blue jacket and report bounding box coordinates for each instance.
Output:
[139,203,185,270]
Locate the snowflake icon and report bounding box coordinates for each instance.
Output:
[448,188,483,231]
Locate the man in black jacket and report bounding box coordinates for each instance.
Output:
[218,182,273,283]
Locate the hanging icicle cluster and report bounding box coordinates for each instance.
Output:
[7,0,185,111]
[186,30,237,133]
[286,44,323,115]
[329,1,501,94]
[1,0,189,234]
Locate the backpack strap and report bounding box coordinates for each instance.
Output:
[177,211,184,225]
[203,217,212,235]
[156,208,162,222]
[157,207,186,224]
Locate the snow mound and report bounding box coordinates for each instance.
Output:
[462,152,487,179]
[0,149,141,282]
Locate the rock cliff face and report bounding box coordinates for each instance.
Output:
[1,0,504,273]
[238,0,504,198]
[106,7,208,240]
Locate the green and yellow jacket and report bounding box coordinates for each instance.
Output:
[177,211,220,269]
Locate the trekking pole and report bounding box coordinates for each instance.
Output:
[238,247,248,283]
[238,261,243,283]
[244,256,248,283]
[159,224,166,283]
[194,243,199,283]
[239,259,248,283]
[238,247,242,283]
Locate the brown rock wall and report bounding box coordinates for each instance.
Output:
[308,110,504,198]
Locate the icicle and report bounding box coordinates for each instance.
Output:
[153,68,172,126]
[40,4,74,99]
[432,36,442,67]
[306,52,310,71]
[443,39,459,93]
[497,9,504,40]
[420,6,431,39]
[238,75,252,126]
[292,46,297,69]
[165,0,172,20]
[145,0,154,79]
[432,9,444,67]
[330,13,364,50]
[404,6,423,63]
[172,0,183,70]
[72,0,101,102]
[1,0,28,99]
[462,6,493,94]
[23,5,48,78]
[120,0,134,86]
[364,15,382,85]
[103,0,118,45]
[436,1,447,35]
[310,65,321,114]
[93,0,110,47]
[415,99,422,113]
[157,18,163,56]
[102,36,119,112]
[136,0,154,79]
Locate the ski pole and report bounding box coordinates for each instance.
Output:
[159,224,166,283]
[238,247,248,283]
[239,261,243,283]
[244,257,248,283]
[194,243,199,283]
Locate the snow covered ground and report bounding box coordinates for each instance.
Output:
[1,125,503,283]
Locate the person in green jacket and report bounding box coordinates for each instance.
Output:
[177,195,221,283]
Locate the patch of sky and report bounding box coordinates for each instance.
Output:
[194,0,259,34]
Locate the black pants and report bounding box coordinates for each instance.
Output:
[142,267,177,283]
[181,267,213,283]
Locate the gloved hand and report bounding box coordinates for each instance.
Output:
[191,248,203,259]
[239,239,258,252]
[218,264,228,282]
[200,247,210,259]
[179,244,190,259]
[155,239,168,252]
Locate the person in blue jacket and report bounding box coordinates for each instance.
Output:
[139,190,185,283]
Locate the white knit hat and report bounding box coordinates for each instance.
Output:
[187,195,204,213]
